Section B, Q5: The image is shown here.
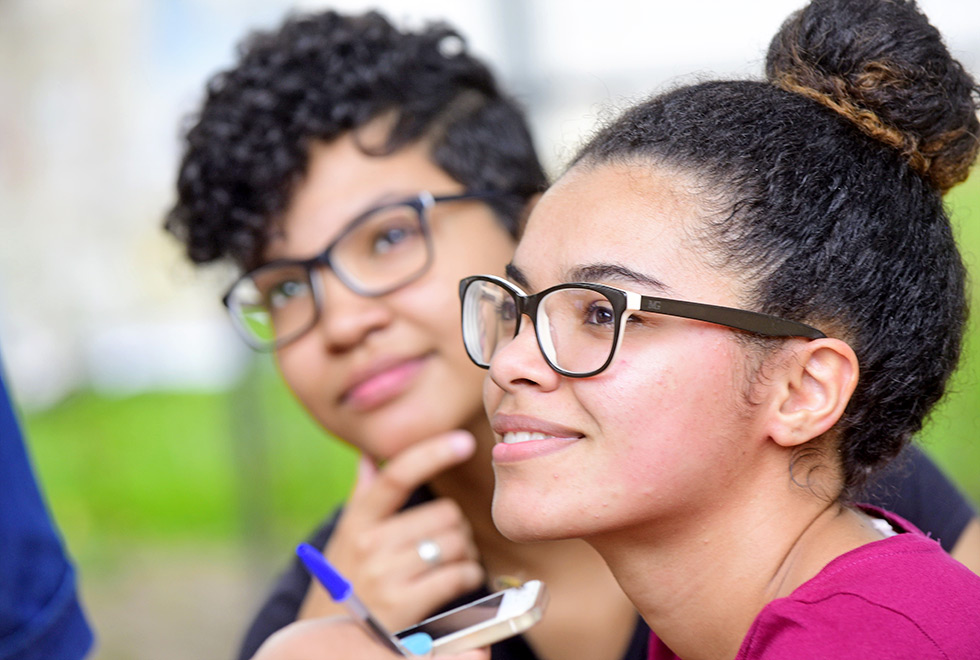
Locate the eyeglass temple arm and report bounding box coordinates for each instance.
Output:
[639,297,826,339]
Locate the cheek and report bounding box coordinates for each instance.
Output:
[276,342,318,394]
[589,336,747,474]
[400,283,470,368]
[608,331,744,407]
[272,342,339,429]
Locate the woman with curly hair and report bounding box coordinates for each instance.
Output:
[167,10,644,660]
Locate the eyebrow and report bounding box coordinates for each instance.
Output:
[571,263,673,296]
[505,262,673,295]
[505,263,531,289]
[266,190,423,256]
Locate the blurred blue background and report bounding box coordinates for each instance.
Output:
[1,1,977,658]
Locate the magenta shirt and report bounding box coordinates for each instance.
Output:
[647,508,980,659]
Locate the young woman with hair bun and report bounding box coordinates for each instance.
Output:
[472,0,980,656]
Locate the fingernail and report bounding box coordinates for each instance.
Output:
[449,431,476,458]
[401,632,433,655]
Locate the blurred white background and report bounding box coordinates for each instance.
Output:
[2,0,978,410]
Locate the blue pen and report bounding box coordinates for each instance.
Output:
[296,543,433,657]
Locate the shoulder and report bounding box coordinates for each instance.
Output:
[738,532,980,659]
[739,595,949,659]
[859,444,977,551]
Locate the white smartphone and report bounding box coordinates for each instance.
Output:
[394,580,548,655]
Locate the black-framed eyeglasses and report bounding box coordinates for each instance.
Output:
[223,191,502,351]
[459,274,826,378]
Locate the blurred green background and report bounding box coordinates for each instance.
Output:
[25,357,358,566]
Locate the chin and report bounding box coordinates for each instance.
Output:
[491,500,571,544]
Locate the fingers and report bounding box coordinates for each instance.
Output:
[405,556,485,610]
[350,454,379,500]
[299,431,484,630]
[251,618,409,660]
[350,431,476,521]
[442,651,491,660]
[379,499,479,571]
[329,499,484,628]
[253,618,489,660]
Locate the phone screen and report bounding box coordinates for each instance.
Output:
[399,593,505,639]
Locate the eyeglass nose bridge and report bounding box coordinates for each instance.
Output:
[294,250,388,348]
[500,288,569,376]
[284,196,442,352]
[307,245,361,297]
[302,251,396,330]
[519,292,560,368]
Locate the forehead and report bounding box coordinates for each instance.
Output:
[512,161,713,292]
[266,129,456,259]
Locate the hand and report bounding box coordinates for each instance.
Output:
[298,431,485,630]
[251,617,490,660]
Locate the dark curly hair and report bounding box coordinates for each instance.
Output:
[165,10,547,270]
[572,0,978,497]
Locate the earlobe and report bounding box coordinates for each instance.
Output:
[768,338,859,448]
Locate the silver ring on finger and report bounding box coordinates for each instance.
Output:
[416,538,443,568]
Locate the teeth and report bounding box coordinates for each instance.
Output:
[502,432,551,444]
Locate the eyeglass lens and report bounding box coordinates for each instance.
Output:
[462,278,620,376]
[227,201,431,348]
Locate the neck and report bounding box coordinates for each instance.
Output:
[588,478,885,660]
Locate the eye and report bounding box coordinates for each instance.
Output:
[584,300,616,326]
[266,278,311,310]
[370,220,422,255]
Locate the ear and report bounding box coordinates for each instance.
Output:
[765,338,859,448]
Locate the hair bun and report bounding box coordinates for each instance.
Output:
[766,0,979,193]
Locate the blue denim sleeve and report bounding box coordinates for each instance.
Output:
[0,352,94,660]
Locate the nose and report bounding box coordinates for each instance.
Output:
[487,315,562,394]
[311,267,393,353]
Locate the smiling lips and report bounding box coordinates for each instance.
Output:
[502,431,553,444]
[341,355,430,411]
[492,416,584,463]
